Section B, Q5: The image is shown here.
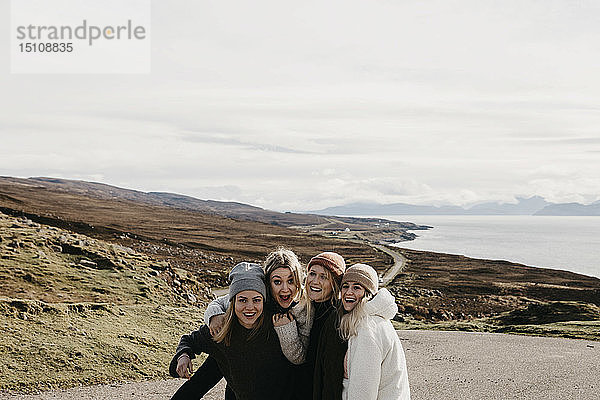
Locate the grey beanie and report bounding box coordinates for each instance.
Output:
[228,262,266,300]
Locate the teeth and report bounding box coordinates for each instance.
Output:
[310,287,322,292]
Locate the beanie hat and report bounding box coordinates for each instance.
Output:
[342,263,379,295]
[307,252,346,284]
[228,262,266,300]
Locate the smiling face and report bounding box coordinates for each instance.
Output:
[269,267,298,309]
[341,281,367,312]
[306,264,334,302]
[234,290,264,329]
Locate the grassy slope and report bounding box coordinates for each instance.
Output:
[0,179,389,271]
[391,248,600,340]
[0,213,205,392]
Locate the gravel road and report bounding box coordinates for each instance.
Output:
[1,330,598,400]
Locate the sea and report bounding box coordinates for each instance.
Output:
[365,215,600,279]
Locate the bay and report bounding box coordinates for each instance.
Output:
[369,215,600,279]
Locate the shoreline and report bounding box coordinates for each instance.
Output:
[392,243,600,281]
[384,214,600,280]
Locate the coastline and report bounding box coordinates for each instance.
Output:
[384,214,600,279]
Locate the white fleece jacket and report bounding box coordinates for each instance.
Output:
[342,288,410,400]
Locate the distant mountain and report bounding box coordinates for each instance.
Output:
[310,202,464,216]
[535,202,600,216]
[464,196,551,215]
[312,196,600,216]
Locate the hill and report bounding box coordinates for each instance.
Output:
[0,177,403,392]
[0,212,208,391]
[535,202,600,216]
[1,176,599,393]
[0,176,427,244]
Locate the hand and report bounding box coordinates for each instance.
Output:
[273,312,294,327]
[209,314,226,336]
[176,353,193,379]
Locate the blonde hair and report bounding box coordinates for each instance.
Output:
[338,289,373,340]
[214,296,265,346]
[264,247,304,303]
[301,265,341,323]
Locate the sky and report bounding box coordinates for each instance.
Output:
[2,0,600,212]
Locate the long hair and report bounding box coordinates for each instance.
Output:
[264,247,304,303]
[213,296,265,346]
[301,267,341,325]
[338,291,373,340]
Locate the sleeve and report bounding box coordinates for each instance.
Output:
[273,303,313,364]
[346,328,382,400]
[204,294,230,325]
[169,325,214,378]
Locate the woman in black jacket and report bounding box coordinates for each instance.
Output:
[169,260,296,400]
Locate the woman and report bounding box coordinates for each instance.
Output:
[273,251,346,399]
[169,262,293,400]
[314,263,410,400]
[172,248,303,400]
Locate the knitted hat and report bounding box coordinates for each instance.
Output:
[307,252,346,284]
[342,263,379,295]
[228,262,266,299]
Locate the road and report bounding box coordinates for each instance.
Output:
[3,330,597,400]
[372,243,406,286]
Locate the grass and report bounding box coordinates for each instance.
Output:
[0,213,207,392]
[0,299,204,392]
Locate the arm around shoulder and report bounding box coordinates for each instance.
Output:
[204,294,229,325]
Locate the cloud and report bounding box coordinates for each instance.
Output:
[2,0,600,211]
[515,137,600,146]
[179,132,314,154]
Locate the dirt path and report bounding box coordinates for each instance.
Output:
[3,330,597,400]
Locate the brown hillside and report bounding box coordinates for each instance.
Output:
[0,177,390,278]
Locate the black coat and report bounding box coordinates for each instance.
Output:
[313,310,347,400]
[169,312,293,400]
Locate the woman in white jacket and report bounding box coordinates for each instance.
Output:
[339,264,410,400]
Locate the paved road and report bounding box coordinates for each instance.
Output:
[2,330,597,400]
[373,243,406,286]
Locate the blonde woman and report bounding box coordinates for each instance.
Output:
[169,262,293,400]
[273,251,346,400]
[314,264,410,400]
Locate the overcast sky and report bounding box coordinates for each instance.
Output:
[2,0,600,212]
